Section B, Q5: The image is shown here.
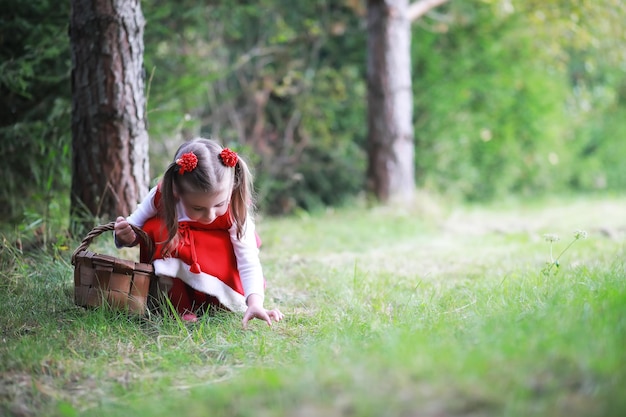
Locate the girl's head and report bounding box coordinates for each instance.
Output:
[160,138,254,241]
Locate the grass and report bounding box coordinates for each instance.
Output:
[1,194,625,417]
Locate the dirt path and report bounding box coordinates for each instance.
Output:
[440,197,626,240]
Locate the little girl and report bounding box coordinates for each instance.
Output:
[114,138,283,327]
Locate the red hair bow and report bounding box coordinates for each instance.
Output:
[176,152,198,175]
[219,148,238,167]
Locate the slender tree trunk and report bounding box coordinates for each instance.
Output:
[69,0,149,230]
[366,0,415,203]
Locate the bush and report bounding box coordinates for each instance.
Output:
[0,0,71,232]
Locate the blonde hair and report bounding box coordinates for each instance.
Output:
[159,138,254,247]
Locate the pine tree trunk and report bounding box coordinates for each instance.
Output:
[69,0,149,230]
[366,0,415,203]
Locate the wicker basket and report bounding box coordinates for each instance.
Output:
[71,222,156,315]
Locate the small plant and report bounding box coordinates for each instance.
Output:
[542,230,588,276]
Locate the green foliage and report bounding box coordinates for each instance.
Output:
[567,72,626,191]
[413,2,570,200]
[142,0,367,214]
[255,65,367,213]
[412,0,626,201]
[0,0,71,232]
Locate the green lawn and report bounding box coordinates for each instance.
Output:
[1,195,625,417]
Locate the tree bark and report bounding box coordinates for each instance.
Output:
[69,0,149,230]
[366,0,415,203]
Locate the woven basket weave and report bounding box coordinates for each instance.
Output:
[71,222,156,315]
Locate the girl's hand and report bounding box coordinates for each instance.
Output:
[114,216,137,246]
[242,293,284,329]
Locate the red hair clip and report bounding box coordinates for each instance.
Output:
[219,148,238,167]
[176,152,198,175]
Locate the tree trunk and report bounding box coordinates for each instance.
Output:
[366,0,415,203]
[69,0,149,230]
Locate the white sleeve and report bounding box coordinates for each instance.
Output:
[229,217,265,301]
[127,186,159,227]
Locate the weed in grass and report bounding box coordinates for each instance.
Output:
[541,230,588,277]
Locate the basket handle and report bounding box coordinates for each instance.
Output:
[71,222,154,265]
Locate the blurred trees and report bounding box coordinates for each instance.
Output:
[366,0,449,203]
[69,0,149,230]
[139,0,626,209]
[142,0,367,213]
[0,0,71,230]
[1,0,625,235]
[366,0,416,204]
[412,0,626,200]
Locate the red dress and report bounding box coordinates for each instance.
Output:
[133,187,263,315]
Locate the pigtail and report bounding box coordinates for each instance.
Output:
[230,156,254,240]
[159,163,181,248]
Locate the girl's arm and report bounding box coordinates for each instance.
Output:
[230,218,283,327]
[126,186,159,227]
[229,217,265,300]
[115,186,159,247]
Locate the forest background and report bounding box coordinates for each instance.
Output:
[1,0,625,239]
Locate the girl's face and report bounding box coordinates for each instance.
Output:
[180,186,231,224]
